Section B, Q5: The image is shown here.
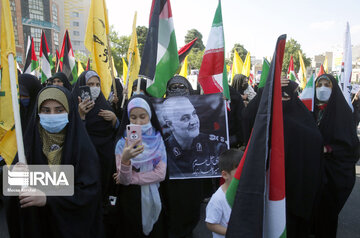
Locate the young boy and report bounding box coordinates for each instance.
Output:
[205,149,243,238]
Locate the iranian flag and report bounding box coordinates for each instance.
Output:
[287,55,298,82]
[300,73,315,111]
[226,35,287,238]
[59,30,77,84]
[23,36,38,75]
[198,0,230,99]
[39,31,52,83]
[139,0,179,98]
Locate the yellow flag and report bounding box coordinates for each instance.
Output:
[77,60,84,76]
[298,50,307,89]
[85,0,112,99]
[179,55,188,78]
[127,12,141,98]
[241,52,251,77]
[0,0,18,165]
[323,56,328,73]
[231,50,244,83]
[122,57,128,84]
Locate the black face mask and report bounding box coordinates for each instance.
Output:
[167,83,189,97]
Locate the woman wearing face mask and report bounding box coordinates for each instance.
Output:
[72,70,118,204]
[113,95,167,238]
[5,85,102,238]
[48,72,72,91]
[19,73,43,133]
[313,74,359,237]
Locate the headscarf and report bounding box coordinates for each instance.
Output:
[48,72,72,91]
[109,77,124,119]
[6,85,102,238]
[166,75,194,97]
[231,74,248,94]
[115,94,166,235]
[18,73,43,134]
[85,70,100,83]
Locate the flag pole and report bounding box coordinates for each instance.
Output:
[8,53,26,164]
[121,53,132,108]
[136,76,141,94]
[106,34,117,98]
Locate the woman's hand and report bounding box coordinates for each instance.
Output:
[19,189,46,208]
[281,78,290,87]
[78,96,95,120]
[98,109,117,127]
[121,138,144,165]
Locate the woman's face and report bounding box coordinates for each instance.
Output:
[40,100,66,114]
[52,78,64,87]
[86,77,100,88]
[316,78,332,89]
[129,108,149,125]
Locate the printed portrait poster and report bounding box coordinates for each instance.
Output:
[151,93,229,179]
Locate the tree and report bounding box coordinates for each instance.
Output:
[136,26,148,57]
[283,38,311,74]
[109,25,130,75]
[187,49,204,70]
[230,43,248,64]
[185,29,205,51]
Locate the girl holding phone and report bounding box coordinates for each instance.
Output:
[114,95,167,238]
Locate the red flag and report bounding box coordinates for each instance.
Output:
[178,37,197,63]
[317,64,325,77]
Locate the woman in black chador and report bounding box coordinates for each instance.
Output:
[5,86,103,238]
[313,74,359,237]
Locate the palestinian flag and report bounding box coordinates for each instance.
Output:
[258,58,271,89]
[198,0,230,100]
[300,73,315,111]
[226,34,287,238]
[23,36,38,75]
[59,30,77,84]
[178,37,197,63]
[139,0,179,98]
[287,55,298,82]
[39,31,52,83]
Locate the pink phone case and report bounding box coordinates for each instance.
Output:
[127,125,142,145]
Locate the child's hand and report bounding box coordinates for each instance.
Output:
[121,138,144,165]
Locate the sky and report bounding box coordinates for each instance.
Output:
[107,0,360,59]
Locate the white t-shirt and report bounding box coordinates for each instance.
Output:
[205,186,232,238]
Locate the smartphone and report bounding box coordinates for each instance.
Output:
[126,124,142,146]
[79,86,92,101]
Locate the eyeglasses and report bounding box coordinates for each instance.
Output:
[169,83,186,90]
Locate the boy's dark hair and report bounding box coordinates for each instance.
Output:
[218,149,243,173]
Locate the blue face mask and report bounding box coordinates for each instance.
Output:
[141,122,152,134]
[20,98,30,107]
[39,113,69,133]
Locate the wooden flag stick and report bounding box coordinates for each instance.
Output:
[8,53,26,164]
[136,77,141,94]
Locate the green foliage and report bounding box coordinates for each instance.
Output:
[136,26,148,57]
[185,29,205,51]
[283,38,311,74]
[230,43,248,64]
[187,49,204,70]
[109,26,131,75]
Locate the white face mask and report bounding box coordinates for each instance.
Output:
[90,86,101,101]
[316,86,332,102]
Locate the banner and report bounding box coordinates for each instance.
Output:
[152,93,229,179]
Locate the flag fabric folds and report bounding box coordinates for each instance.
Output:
[241,51,251,77]
[198,0,230,100]
[287,55,298,82]
[298,51,307,89]
[126,12,141,99]
[323,56,328,73]
[179,55,188,78]
[258,58,271,89]
[78,60,85,76]
[317,64,325,78]
[139,0,179,98]
[0,0,19,165]
[39,31,52,83]
[300,73,315,112]
[178,37,197,63]
[59,30,78,84]
[339,22,354,111]
[86,57,90,71]
[85,0,112,99]
[226,34,287,238]
[122,57,128,84]
[231,50,244,84]
[23,36,38,75]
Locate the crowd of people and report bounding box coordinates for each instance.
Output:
[0,69,359,238]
